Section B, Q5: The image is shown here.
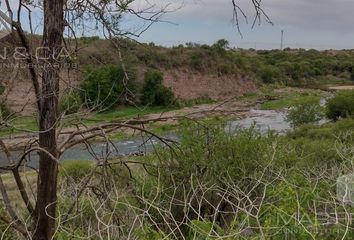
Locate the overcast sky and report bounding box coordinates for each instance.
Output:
[132,0,354,50]
[2,0,353,50]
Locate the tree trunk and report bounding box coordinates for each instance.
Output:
[32,0,64,239]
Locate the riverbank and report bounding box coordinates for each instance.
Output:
[0,87,327,156]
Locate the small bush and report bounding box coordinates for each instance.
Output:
[260,66,280,84]
[212,39,229,55]
[80,65,137,110]
[154,85,175,106]
[59,91,82,115]
[0,84,5,95]
[179,95,214,107]
[212,39,229,50]
[217,63,232,75]
[326,90,354,121]
[0,102,12,119]
[141,70,175,106]
[60,160,93,183]
[190,53,203,71]
[286,99,324,128]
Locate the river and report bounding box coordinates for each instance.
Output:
[0,108,294,167]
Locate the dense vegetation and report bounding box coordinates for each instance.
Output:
[77,37,354,88]
[2,36,354,239]
[46,89,354,239]
[141,69,175,106]
[135,121,353,239]
[286,98,324,127]
[59,63,177,114]
[80,65,138,110]
[17,116,351,239]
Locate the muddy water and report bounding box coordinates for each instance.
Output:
[229,109,290,134]
[0,109,296,166]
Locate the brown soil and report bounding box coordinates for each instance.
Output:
[5,69,256,115]
[5,70,80,115]
[164,70,256,100]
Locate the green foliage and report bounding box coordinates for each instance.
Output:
[79,36,100,44]
[216,63,233,75]
[135,121,353,239]
[0,84,5,95]
[190,52,203,71]
[260,65,280,83]
[59,91,82,115]
[60,160,93,183]
[288,118,354,142]
[0,102,12,119]
[141,70,175,106]
[212,39,229,55]
[174,123,282,179]
[141,70,162,104]
[80,65,137,110]
[77,38,354,87]
[261,94,322,110]
[188,220,224,239]
[326,90,354,120]
[135,225,165,240]
[261,173,329,239]
[212,39,229,50]
[0,204,17,239]
[286,99,324,127]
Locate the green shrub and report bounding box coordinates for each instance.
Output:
[190,53,203,71]
[0,102,12,119]
[0,84,5,95]
[141,70,175,106]
[212,39,229,55]
[60,160,93,183]
[286,99,324,128]
[154,85,175,106]
[136,122,350,238]
[79,36,99,45]
[217,63,232,75]
[260,65,280,84]
[59,91,82,114]
[288,118,354,142]
[80,65,137,110]
[212,39,229,50]
[149,122,289,184]
[326,90,354,121]
[137,124,284,238]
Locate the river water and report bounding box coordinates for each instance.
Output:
[0,109,292,166]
